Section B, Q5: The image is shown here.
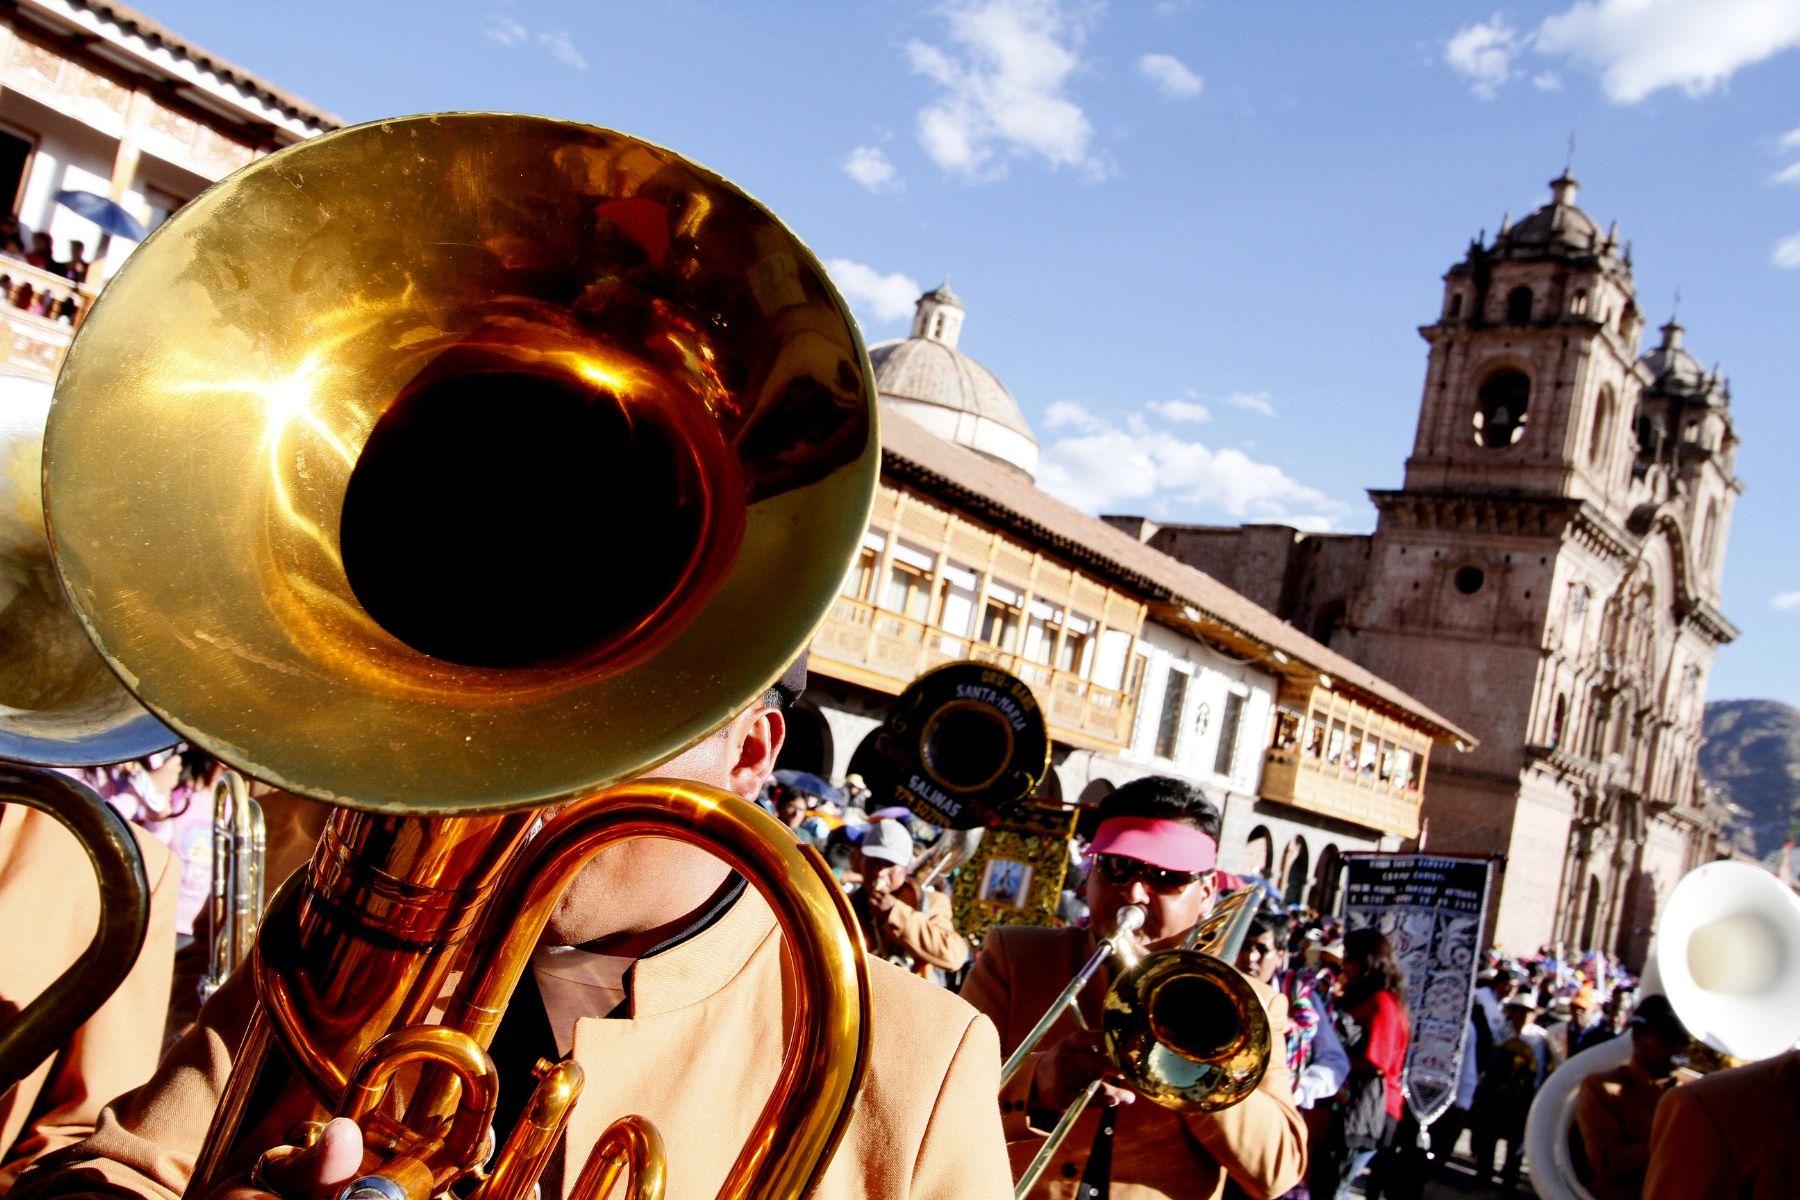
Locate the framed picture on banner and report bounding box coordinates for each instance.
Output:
[953,803,1075,946]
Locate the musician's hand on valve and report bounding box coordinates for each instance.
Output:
[210,1117,368,1200]
[1031,1031,1136,1111]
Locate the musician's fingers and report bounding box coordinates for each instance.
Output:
[254,1118,366,1200]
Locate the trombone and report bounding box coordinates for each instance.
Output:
[1004,888,1272,1198]
[199,769,264,1003]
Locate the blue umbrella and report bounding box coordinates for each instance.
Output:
[773,769,845,805]
[53,190,148,241]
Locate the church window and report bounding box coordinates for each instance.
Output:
[1154,669,1189,759]
[1454,566,1485,594]
[1447,292,1463,319]
[1571,289,1590,315]
[1588,386,1615,464]
[1700,500,1721,570]
[1473,369,1530,448]
[1570,584,1590,623]
[1551,695,1566,748]
[1312,600,1347,646]
[1506,286,1534,325]
[1213,692,1246,777]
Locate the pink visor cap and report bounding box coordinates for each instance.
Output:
[1090,816,1218,873]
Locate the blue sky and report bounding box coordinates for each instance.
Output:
[144,0,1800,704]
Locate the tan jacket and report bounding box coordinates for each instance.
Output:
[961,924,1307,1200]
[1643,1049,1800,1200]
[1,804,177,1193]
[12,888,1012,1200]
[860,884,970,972]
[1572,1058,1669,1200]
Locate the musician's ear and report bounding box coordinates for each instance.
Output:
[723,701,785,800]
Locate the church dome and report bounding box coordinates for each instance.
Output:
[1498,171,1606,258]
[868,285,1039,479]
[1640,318,1707,392]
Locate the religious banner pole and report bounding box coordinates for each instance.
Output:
[1340,852,1497,1131]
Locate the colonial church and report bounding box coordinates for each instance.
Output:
[1121,173,1741,961]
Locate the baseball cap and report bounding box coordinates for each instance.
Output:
[857,818,914,867]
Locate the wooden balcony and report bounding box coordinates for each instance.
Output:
[0,259,89,381]
[1259,746,1423,838]
[812,596,1137,752]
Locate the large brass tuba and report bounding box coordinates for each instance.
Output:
[44,113,880,1199]
[0,372,170,1091]
[1524,861,1800,1200]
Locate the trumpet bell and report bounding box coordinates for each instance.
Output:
[44,113,877,811]
[0,373,173,765]
[1104,949,1271,1111]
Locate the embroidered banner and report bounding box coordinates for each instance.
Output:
[1342,853,1495,1126]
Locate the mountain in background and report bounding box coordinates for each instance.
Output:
[1701,699,1800,860]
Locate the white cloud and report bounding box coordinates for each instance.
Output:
[1774,234,1800,269]
[1445,15,1526,100]
[1035,402,1346,527]
[538,31,587,71]
[1535,0,1800,103]
[1531,71,1563,90]
[906,0,1106,182]
[1045,399,1107,433]
[1773,161,1800,186]
[486,16,527,46]
[1772,591,1800,611]
[484,16,586,70]
[843,146,900,192]
[1136,53,1203,100]
[1224,390,1276,417]
[1147,397,1211,423]
[1782,127,1800,152]
[823,259,921,323]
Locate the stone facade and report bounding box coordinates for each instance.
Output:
[1125,174,1739,965]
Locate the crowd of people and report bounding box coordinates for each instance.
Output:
[6,690,1798,1198]
[0,218,89,321]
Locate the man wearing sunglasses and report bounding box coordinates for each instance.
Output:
[961,776,1306,1199]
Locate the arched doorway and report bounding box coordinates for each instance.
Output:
[774,702,833,776]
[1282,838,1311,907]
[1310,844,1342,916]
[1076,779,1115,810]
[1244,825,1274,879]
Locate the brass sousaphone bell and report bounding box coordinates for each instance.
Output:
[0,373,171,1091]
[45,113,881,1199]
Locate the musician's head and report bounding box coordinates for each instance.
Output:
[1237,911,1293,985]
[1085,775,1221,943]
[544,658,806,952]
[852,818,914,895]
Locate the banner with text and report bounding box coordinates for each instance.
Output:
[1342,854,1495,1126]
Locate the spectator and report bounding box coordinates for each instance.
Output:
[1468,993,1548,1189]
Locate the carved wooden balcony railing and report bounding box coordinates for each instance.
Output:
[812,596,1137,751]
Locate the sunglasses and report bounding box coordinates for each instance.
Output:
[1095,853,1204,894]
